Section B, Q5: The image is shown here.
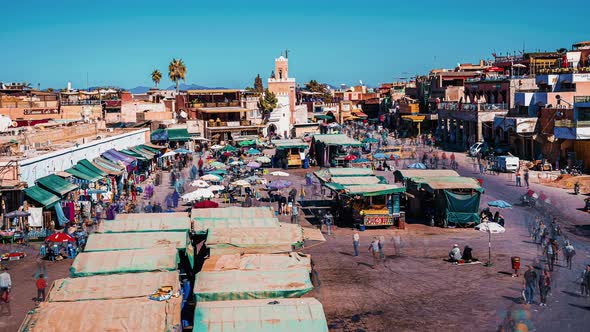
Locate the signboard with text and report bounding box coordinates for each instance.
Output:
[364,214,393,226]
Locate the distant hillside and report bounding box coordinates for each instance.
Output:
[128,86,151,94]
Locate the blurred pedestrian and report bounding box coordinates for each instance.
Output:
[523,265,537,304]
[324,211,333,236]
[546,239,555,271]
[36,274,47,302]
[564,241,575,270]
[353,231,360,256]
[369,237,380,268]
[581,265,590,296]
[538,269,551,306]
[378,235,386,259]
[524,168,530,188]
[515,169,522,187]
[0,267,10,315]
[291,204,299,224]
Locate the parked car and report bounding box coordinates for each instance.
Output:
[495,156,520,172]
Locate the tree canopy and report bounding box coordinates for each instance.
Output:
[304,79,333,102]
[168,59,187,92]
[259,89,278,123]
[151,69,162,88]
[254,74,264,94]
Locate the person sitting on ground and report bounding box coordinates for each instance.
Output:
[448,244,462,262]
[461,245,478,262]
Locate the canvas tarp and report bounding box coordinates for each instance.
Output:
[206,224,304,256]
[97,215,190,233]
[70,247,179,277]
[342,184,406,197]
[444,191,481,225]
[47,271,180,302]
[273,139,308,150]
[193,298,329,332]
[191,206,274,220]
[19,297,181,332]
[201,253,311,273]
[410,176,483,193]
[314,168,374,182]
[77,159,108,177]
[330,176,382,186]
[194,269,313,301]
[312,134,362,147]
[24,186,60,207]
[393,169,459,181]
[167,128,191,141]
[84,231,194,267]
[194,217,280,235]
[115,212,188,220]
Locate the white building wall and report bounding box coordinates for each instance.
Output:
[294,105,308,124]
[18,129,148,186]
[264,95,291,138]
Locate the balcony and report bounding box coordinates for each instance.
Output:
[205,120,253,128]
[554,120,590,128]
[187,101,240,108]
[438,102,508,112]
[60,100,102,106]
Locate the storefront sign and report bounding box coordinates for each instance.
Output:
[364,215,393,226]
[573,73,590,83]
[23,109,59,115]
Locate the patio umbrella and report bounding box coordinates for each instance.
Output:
[238,140,255,147]
[407,162,427,169]
[232,180,251,187]
[208,185,225,192]
[46,232,75,243]
[174,148,192,154]
[247,161,261,169]
[210,162,227,169]
[487,200,512,209]
[245,176,265,184]
[190,180,210,188]
[475,222,506,267]
[87,189,107,195]
[200,174,222,182]
[193,200,219,209]
[247,148,262,155]
[268,180,292,189]
[210,145,223,150]
[229,160,243,166]
[182,188,214,201]
[372,153,386,160]
[270,171,289,177]
[256,156,271,163]
[362,137,379,144]
[160,151,176,158]
[352,158,370,163]
[4,210,31,218]
[344,155,357,161]
[221,145,238,152]
[206,170,228,175]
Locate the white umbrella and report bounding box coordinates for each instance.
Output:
[256,156,271,163]
[229,160,243,166]
[182,188,214,201]
[231,180,251,187]
[209,185,225,192]
[475,222,505,266]
[210,145,223,150]
[190,180,210,188]
[200,174,222,182]
[270,171,289,177]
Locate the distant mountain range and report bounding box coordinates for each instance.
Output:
[127,83,229,94]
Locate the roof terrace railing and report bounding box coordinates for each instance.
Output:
[438,102,508,112]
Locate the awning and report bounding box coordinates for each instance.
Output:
[167,128,190,141]
[353,111,368,118]
[103,149,135,165]
[142,142,166,150]
[37,174,78,196]
[313,114,333,120]
[132,146,156,159]
[312,134,363,147]
[65,166,102,182]
[78,159,108,177]
[91,161,123,176]
[138,144,161,154]
[273,139,308,150]
[24,185,60,207]
[120,149,147,161]
[150,129,168,141]
[94,157,125,173]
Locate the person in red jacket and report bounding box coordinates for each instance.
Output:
[36,274,47,302]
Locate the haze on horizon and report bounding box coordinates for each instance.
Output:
[0,0,587,90]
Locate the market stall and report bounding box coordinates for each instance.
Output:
[96,214,190,233]
[272,139,309,168]
[309,134,363,167]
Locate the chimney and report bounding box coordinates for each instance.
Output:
[67,82,72,92]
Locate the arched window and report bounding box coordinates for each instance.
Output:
[279,70,283,79]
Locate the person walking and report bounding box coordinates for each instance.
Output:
[524,168,530,188]
[564,241,576,270]
[538,269,551,306]
[0,267,11,316]
[369,237,380,268]
[546,239,555,271]
[291,204,299,224]
[353,231,360,256]
[523,265,537,304]
[324,210,333,236]
[36,274,47,302]
[582,265,590,296]
[515,169,522,187]
[378,235,386,259]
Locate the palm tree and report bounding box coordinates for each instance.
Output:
[151,69,162,88]
[168,59,187,93]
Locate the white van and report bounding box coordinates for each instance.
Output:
[496,156,519,172]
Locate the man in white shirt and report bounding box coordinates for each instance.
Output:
[0,266,11,315]
[353,231,360,256]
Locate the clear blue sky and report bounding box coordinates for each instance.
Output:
[0,0,587,90]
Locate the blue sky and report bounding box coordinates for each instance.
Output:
[0,0,587,90]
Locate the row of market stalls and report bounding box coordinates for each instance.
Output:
[314,168,406,228]
[20,143,166,233]
[190,206,329,331]
[310,134,363,167]
[19,212,193,331]
[315,168,484,229]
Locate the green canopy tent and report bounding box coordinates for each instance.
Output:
[24,186,61,207]
[37,174,78,196]
[65,165,103,182]
[167,128,191,142]
[77,159,108,177]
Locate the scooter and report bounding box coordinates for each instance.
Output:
[574,182,580,195]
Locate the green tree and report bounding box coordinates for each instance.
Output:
[254,74,264,95]
[151,69,162,88]
[305,79,333,103]
[259,89,278,123]
[168,58,187,93]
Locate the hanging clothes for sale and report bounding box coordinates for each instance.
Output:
[54,202,69,226]
[80,201,91,219]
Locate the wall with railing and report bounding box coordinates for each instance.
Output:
[437,102,508,112]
